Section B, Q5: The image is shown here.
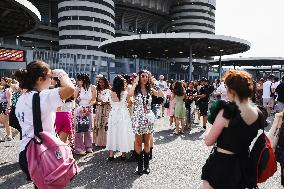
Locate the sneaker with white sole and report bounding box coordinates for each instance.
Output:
[4,135,12,141]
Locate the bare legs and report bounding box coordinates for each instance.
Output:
[59,132,69,143]
[202,180,214,189]
[175,117,186,134]
[135,134,151,153]
[0,114,11,140]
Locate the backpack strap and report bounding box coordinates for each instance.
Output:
[32,92,43,143]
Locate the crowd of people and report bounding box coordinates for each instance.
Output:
[1,60,284,188]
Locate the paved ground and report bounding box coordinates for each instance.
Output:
[0,117,282,189]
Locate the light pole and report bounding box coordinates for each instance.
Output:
[188,45,192,81]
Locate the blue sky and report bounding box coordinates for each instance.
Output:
[215,0,284,59]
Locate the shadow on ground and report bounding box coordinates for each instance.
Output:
[154,129,179,145]
[0,163,29,189]
[67,148,139,189]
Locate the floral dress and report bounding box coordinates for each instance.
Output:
[132,92,154,135]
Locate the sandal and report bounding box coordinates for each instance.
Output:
[173,131,179,135]
[108,156,114,161]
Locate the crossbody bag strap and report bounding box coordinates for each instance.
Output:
[32,92,43,143]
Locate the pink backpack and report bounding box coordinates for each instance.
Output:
[26,93,79,189]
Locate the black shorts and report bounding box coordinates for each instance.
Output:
[199,102,208,116]
[201,149,255,189]
[19,147,31,181]
[0,102,7,114]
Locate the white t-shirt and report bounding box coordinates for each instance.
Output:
[156,80,168,91]
[216,82,228,101]
[262,80,272,99]
[271,81,280,90]
[16,88,63,152]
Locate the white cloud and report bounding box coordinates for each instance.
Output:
[215,0,284,58]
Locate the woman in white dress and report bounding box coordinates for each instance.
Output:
[107,75,134,161]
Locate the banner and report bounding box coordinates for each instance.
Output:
[0,48,25,62]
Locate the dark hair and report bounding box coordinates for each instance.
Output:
[224,70,253,102]
[14,60,50,91]
[1,77,12,88]
[173,81,185,96]
[268,75,274,80]
[112,75,125,101]
[53,77,60,88]
[134,70,151,96]
[122,74,132,85]
[53,77,74,101]
[274,77,279,82]
[77,73,91,90]
[97,77,111,91]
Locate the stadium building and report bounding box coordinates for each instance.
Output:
[0,0,223,81]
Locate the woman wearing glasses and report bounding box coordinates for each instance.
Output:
[129,70,164,175]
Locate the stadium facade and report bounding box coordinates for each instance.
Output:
[0,0,216,81]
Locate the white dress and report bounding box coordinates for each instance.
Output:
[106,91,134,152]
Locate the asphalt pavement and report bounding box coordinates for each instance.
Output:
[0,117,282,189]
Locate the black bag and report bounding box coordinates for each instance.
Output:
[152,95,164,105]
[77,115,90,133]
[249,112,277,184]
[164,98,170,108]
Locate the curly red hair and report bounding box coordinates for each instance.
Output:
[224,70,253,101]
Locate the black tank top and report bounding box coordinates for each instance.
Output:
[217,105,261,155]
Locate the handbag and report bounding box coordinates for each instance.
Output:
[164,98,170,108]
[77,115,90,133]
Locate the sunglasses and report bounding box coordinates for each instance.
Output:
[141,75,148,78]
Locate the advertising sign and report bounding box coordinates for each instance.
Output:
[0,48,25,62]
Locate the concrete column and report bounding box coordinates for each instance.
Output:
[188,45,192,81]
[218,55,222,79]
[121,13,125,30]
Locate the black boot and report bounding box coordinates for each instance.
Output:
[143,151,150,174]
[127,150,137,162]
[137,152,144,175]
[149,147,153,160]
